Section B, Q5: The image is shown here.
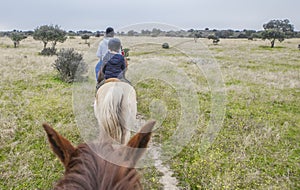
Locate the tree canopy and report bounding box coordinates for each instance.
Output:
[261,19,294,48]
[9,31,27,48]
[33,25,67,50]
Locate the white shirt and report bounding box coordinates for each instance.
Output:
[96,37,111,61]
[96,37,122,61]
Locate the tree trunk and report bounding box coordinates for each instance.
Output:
[52,41,57,49]
[271,39,275,48]
[43,42,47,49]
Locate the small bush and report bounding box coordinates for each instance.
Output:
[95,32,103,37]
[208,35,220,45]
[123,48,130,57]
[40,47,57,56]
[81,34,90,44]
[162,43,169,49]
[53,48,88,83]
[213,38,220,45]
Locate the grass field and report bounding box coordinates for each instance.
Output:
[0,35,299,189]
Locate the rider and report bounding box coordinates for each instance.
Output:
[96,38,130,91]
[95,27,121,81]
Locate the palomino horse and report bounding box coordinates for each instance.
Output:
[94,79,137,144]
[43,120,155,190]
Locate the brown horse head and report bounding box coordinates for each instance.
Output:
[43,120,155,190]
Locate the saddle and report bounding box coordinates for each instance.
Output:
[96,78,120,93]
[95,78,132,95]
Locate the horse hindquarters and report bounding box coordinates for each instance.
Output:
[94,82,137,144]
[95,83,125,143]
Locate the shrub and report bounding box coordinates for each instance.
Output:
[40,47,57,56]
[81,34,90,44]
[213,38,220,45]
[208,35,220,45]
[53,48,88,83]
[162,43,169,49]
[95,33,101,37]
[123,48,130,57]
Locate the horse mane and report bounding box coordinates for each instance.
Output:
[54,143,104,189]
[43,120,155,190]
[54,143,141,190]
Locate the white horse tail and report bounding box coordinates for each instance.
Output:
[94,83,131,144]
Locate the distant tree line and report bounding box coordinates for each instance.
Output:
[1,19,298,48]
[117,19,297,47]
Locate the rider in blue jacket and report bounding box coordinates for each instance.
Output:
[102,38,126,79]
[95,38,130,93]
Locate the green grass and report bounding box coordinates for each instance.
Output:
[136,79,180,142]
[167,39,300,189]
[258,45,286,50]
[0,43,13,48]
[0,70,81,189]
[139,166,164,190]
[171,85,299,189]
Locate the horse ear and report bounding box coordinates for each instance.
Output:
[125,120,155,163]
[43,123,75,167]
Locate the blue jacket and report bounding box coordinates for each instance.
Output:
[102,52,126,79]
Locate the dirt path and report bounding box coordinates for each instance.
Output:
[137,115,179,190]
[150,146,179,190]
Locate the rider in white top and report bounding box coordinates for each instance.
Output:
[95,27,121,81]
[96,35,112,60]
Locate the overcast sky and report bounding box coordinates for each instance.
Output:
[0,0,299,32]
